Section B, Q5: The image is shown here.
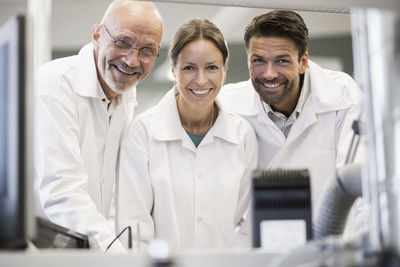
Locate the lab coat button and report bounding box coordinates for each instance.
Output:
[197,217,203,223]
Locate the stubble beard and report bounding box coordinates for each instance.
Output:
[252,76,297,106]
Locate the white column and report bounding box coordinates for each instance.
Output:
[27,0,52,68]
[351,7,400,254]
[25,0,52,240]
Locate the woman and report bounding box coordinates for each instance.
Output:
[117,19,257,250]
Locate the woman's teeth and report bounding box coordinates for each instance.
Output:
[192,89,210,95]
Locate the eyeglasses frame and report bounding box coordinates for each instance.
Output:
[101,25,159,63]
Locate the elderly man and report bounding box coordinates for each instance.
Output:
[35,0,163,251]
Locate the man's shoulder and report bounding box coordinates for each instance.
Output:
[36,44,94,96]
[220,80,253,96]
[222,108,255,133]
[218,80,260,116]
[309,61,359,92]
[308,61,362,109]
[36,55,80,96]
[37,54,79,79]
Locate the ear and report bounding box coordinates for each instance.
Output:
[92,24,101,49]
[247,53,252,72]
[299,51,309,74]
[171,65,176,78]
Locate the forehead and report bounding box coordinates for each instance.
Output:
[178,39,223,63]
[249,36,298,57]
[105,11,162,45]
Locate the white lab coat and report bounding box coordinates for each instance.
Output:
[35,43,135,251]
[218,60,362,212]
[116,88,258,250]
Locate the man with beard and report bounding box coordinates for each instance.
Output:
[35,0,163,251]
[218,10,362,233]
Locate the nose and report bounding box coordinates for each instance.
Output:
[195,69,208,86]
[263,62,278,80]
[123,49,141,67]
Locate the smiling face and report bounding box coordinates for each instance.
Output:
[93,1,163,100]
[172,39,226,112]
[248,36,308,115]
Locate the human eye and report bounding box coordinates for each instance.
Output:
[207,65,219,71]
[115,39,132,50]
[276,56,293,65]
[183,65,194,71]
[277,59,290,64]
[251,57,265,64]
[139,47,156,57]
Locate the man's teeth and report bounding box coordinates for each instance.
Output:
[192,89,210,95]
[117,66,134,75]
[263,82,280,88]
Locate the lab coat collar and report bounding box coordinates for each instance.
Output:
[209,102,241,145]
[76,43,136,106]
[76,43,102,99]
[153,88,240,145]
[153,88,182,141]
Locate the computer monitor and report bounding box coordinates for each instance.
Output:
[0,14,33,249]
[252,169,312,253]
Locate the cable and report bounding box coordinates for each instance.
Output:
[105,225,132,252]
[345,119,360,164]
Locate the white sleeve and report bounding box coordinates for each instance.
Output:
[36,78,124,252]
[335,88,362,167]
[234,123,258,248]
[235,124,258,224]
[116,118,155,251]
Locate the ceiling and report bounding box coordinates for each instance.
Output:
[0,0,352,51]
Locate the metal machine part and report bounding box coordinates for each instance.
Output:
[314,163,362,239]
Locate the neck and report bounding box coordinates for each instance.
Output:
[271,83,303,117]
[176,95,216,135]
[271,100,297,117]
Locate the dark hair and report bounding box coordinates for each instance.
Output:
[244,10,309,60]
[169,18,229,67]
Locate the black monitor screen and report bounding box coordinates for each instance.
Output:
[0,15,26,249]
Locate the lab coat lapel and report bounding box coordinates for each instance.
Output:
[282,60,348,147]
[201,100,241,146]
[285,100,317,145]
[255,96,287,146]
[101,95,135,215]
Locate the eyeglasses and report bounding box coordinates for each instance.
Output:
[101,25,158,63]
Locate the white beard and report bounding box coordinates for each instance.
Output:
[104,67,138,96]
